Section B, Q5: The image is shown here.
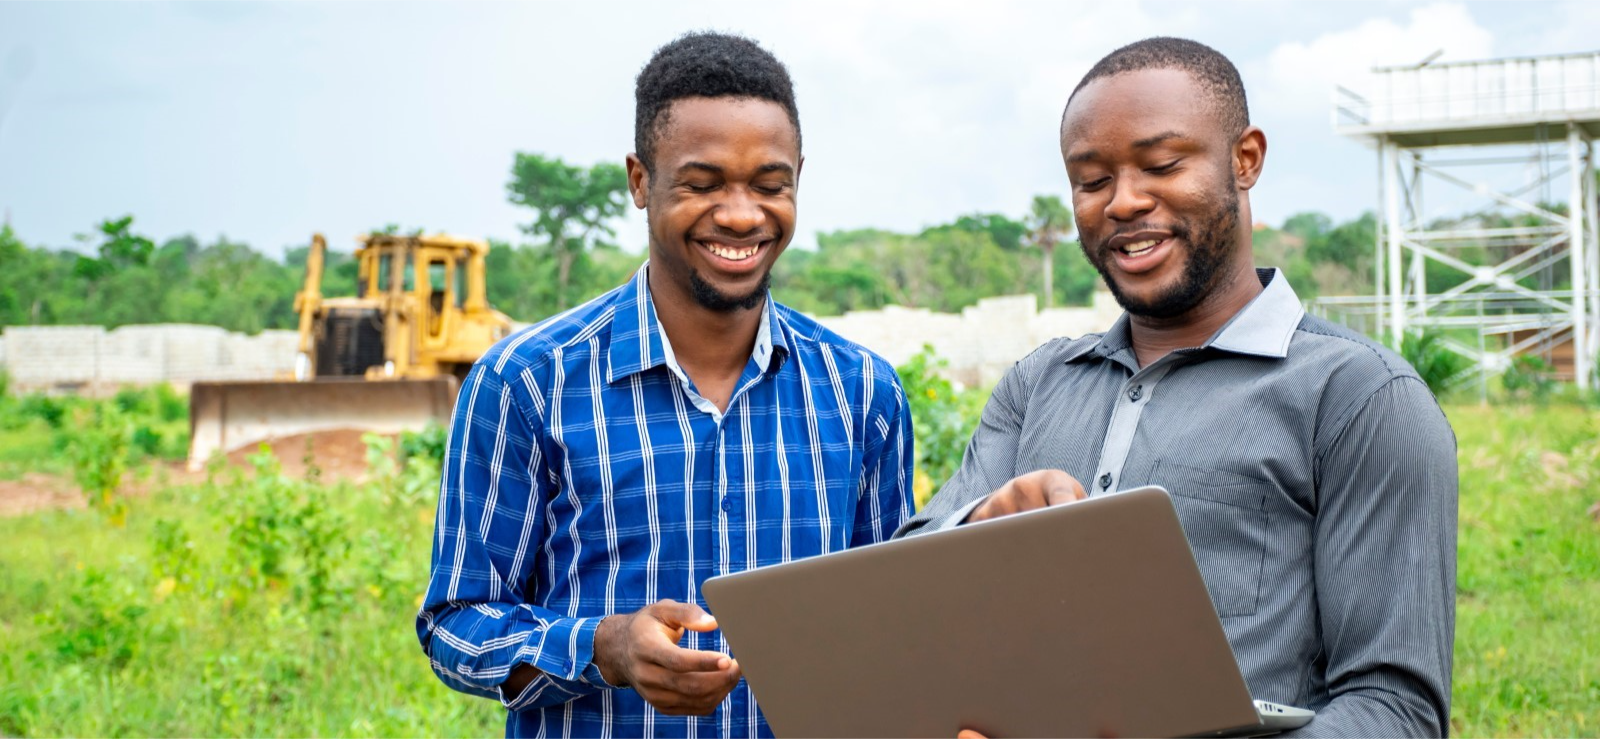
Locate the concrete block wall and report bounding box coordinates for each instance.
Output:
[0,291,1123,395]
[1,324,298,395]
[817,290,1122,388]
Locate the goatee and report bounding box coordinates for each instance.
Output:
[691,268,769,312]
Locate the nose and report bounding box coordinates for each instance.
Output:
[712,186,765,235]
[1105,174,1155,223]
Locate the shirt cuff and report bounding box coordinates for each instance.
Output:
[931,496,989,532]
[495,615,611,709]
[511,614,605,682]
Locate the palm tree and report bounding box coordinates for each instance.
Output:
[1028,195,1074,308]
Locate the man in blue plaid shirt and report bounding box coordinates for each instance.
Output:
[416,32,916,737]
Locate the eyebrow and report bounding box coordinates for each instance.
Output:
[1066,131,1189,164]
[677,161,796,177]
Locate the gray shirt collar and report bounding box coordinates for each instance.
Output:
[1068,268,1305,364]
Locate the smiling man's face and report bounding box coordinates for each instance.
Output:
[630,96,800,313]
[1061,68,1249,319]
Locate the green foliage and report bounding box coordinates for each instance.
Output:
[1397,329,1472,396]
[896,347,986,508]
[507,152,630,310]
[1501,355,1556,403]
[0,438,499,737]
[67,403,132,526]
[0,221,299,333]
[1,394,1597,735]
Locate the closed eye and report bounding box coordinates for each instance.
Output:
[1079,177,1111,192]
[1147,160,1180,174]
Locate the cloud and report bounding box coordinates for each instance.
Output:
[1252,2,1495,118]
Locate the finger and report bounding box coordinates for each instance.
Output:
[958,730,990,739]
[653,599,718,632]
[647,643,734,673]
[662,664,741,698]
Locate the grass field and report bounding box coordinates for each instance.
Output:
[0,396,1596,737]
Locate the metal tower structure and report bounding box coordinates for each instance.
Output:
[1326,51,1600,390]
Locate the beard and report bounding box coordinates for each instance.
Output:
[690,267,770,312]
[1083,187,1240,320]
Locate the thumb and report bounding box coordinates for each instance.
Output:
[656,599,719,632]
[1041,470,1086,506]
[957,730,990,739]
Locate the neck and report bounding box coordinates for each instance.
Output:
[648,266,764,378]
[1128,261,1262,368]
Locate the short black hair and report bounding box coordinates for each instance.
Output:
[1065,37,1249,138]
[634,31,801,173]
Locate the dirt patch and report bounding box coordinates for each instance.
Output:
[0,430,391,518]
[0,473,85,518]
[221,429,388,482]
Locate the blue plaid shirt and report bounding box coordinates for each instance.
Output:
[417,265,915,738]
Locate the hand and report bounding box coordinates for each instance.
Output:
[593,599,741,715]
[959,728,1116,738]
[963,469,1085,524]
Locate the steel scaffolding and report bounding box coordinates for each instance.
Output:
[1322,51,1600,390]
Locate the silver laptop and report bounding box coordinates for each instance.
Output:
[703,486,1314,738]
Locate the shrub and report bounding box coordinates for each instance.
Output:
[1502,355,1555,402]
[68,404,132,526]
[1398,329,1472,396]
[897,347,985,508]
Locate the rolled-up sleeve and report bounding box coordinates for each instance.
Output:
[1289,377,1458,737]
[416,363,611,711]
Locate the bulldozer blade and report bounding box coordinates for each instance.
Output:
[188,377,459,471]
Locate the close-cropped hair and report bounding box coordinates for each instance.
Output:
[634,31,801,173]
[1066,36,1250,137]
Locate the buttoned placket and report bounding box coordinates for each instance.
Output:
[1089,356,1176,497]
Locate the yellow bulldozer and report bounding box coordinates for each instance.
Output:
[187,232,514,469]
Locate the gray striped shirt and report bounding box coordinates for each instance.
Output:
[900,269,1457,738]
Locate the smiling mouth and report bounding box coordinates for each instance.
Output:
[700,240,766,262]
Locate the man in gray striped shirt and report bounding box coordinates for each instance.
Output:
[903,38,1457,737]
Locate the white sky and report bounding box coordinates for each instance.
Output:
[1,1,1597,257]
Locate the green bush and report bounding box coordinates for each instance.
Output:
[1501,355,1556,402]
[896,346,986,508]
[1397,329,1472,396]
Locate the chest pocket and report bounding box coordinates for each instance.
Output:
[1151,460,1272,618]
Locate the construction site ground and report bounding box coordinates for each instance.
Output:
[0,429,390,518]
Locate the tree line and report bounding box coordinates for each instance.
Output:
[1,153,1390,334]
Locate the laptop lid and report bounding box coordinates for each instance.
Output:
[703,486,1265,738]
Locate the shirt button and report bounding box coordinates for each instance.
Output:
[1099,473,1112,490]
[563,658,573,671]
[721,497,731,512]
[1127,384,1143,402]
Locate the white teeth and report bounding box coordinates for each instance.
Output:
[1121,239,1160,256]
[706,243,760,261]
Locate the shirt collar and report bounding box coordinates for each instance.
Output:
[1065,268,1304,365]
[605,262,787,384]
[1207,268,1304,358]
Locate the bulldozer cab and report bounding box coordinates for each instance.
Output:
[359,235,479,361]
[344,233,504,381]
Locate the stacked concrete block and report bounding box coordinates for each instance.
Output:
[0,324,300,395]
[3,326,106,393]
[816,290,1121,389]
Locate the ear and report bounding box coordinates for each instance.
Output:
[1233,126,1267,190]
[625,153,650,209]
